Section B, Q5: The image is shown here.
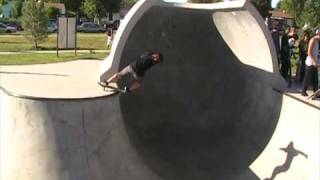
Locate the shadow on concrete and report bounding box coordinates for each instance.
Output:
[263,141,308,180]
[0,71,69,77]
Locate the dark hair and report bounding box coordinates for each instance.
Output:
[152,52,163,62]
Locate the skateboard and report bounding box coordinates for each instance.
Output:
[308,89,320,100]
[98,82,126,93]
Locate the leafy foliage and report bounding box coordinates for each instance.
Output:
[21,0,49,49]
[82,0,122,19]
[121,0,138,9]
[82,0,98,18]
[189,0,221,3]
[0,0,6,5]
[299,0,320,29]
[279,0,305,20]
[47,7,60,19]
[12,0,23,18]
[279,0,320,29]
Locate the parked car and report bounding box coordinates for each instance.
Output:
[4,22,23,31]
[0,23,17,33]
[77,22,105,33]
[47,22,57,33]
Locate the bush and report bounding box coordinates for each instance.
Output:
[47,7,60,19]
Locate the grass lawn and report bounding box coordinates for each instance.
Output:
[0,52,108,65]
[0,33,108,52]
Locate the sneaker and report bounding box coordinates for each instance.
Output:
[301,91,308,97]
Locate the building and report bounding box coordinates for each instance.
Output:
[0,0,14,18]
[269,10,294,29]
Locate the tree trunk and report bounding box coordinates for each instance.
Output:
[108,12,113,21]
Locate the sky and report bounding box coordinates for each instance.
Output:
[164,0,281,8]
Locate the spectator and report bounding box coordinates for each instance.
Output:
[296,31,310,84]
[288,26,299,41]
[106,28,114,49]
[280,27,291,86]
[301,29,320,97]
[271,24,281,66]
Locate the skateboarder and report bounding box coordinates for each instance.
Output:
[301,29,320,97]
[100,51,163,93]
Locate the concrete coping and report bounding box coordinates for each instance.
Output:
[0,60,117,100]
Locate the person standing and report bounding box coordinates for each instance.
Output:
[271,24,281,66]
[301,29,320,96]
[106,27,114,49]
[296,31,310,84]
[280,28,291,85]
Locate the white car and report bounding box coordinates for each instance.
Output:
[0,23,17,33]
[77,22,105,33]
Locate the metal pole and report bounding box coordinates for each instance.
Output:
[56,15,59,57]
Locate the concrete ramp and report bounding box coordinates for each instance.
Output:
[250,95,320,180]
[0,0,319,180]
[100,0,284,178]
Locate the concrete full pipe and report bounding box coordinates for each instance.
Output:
[0,0,293,180]
[98,0,284,179]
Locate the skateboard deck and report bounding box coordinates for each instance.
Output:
[308,89,320,100]
[98,82,126,93]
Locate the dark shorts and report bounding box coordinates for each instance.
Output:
[119,65,143,82]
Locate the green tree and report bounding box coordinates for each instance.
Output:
[279,0,306,21]
[189,0,221,3]
[121,0,137,9]
[82,0,98,18]
[47,7,60,19]
[102,0,121,21]
[63,0,83,12]
[299,0,320,29]
[21,0,49,49]
[45,0,84,13]
[278,0,319,29]
[43,0,60,2]
[0,0,6,5]
[13,0,23,18]
[82,0,122,20]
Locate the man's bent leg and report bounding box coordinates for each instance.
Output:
[129,81,142,92]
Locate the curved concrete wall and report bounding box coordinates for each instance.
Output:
[0,92,162,180]
[0,0,292,180]
[98,0,284,179]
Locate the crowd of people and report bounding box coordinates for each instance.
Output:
[270,22,319,99]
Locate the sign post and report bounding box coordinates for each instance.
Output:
[57,17,77,57]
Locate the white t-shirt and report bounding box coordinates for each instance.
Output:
[306,38,319,66]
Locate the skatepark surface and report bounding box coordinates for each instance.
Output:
[1,0,319,180]
[1,59,319,180]
[0,60,114,99]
